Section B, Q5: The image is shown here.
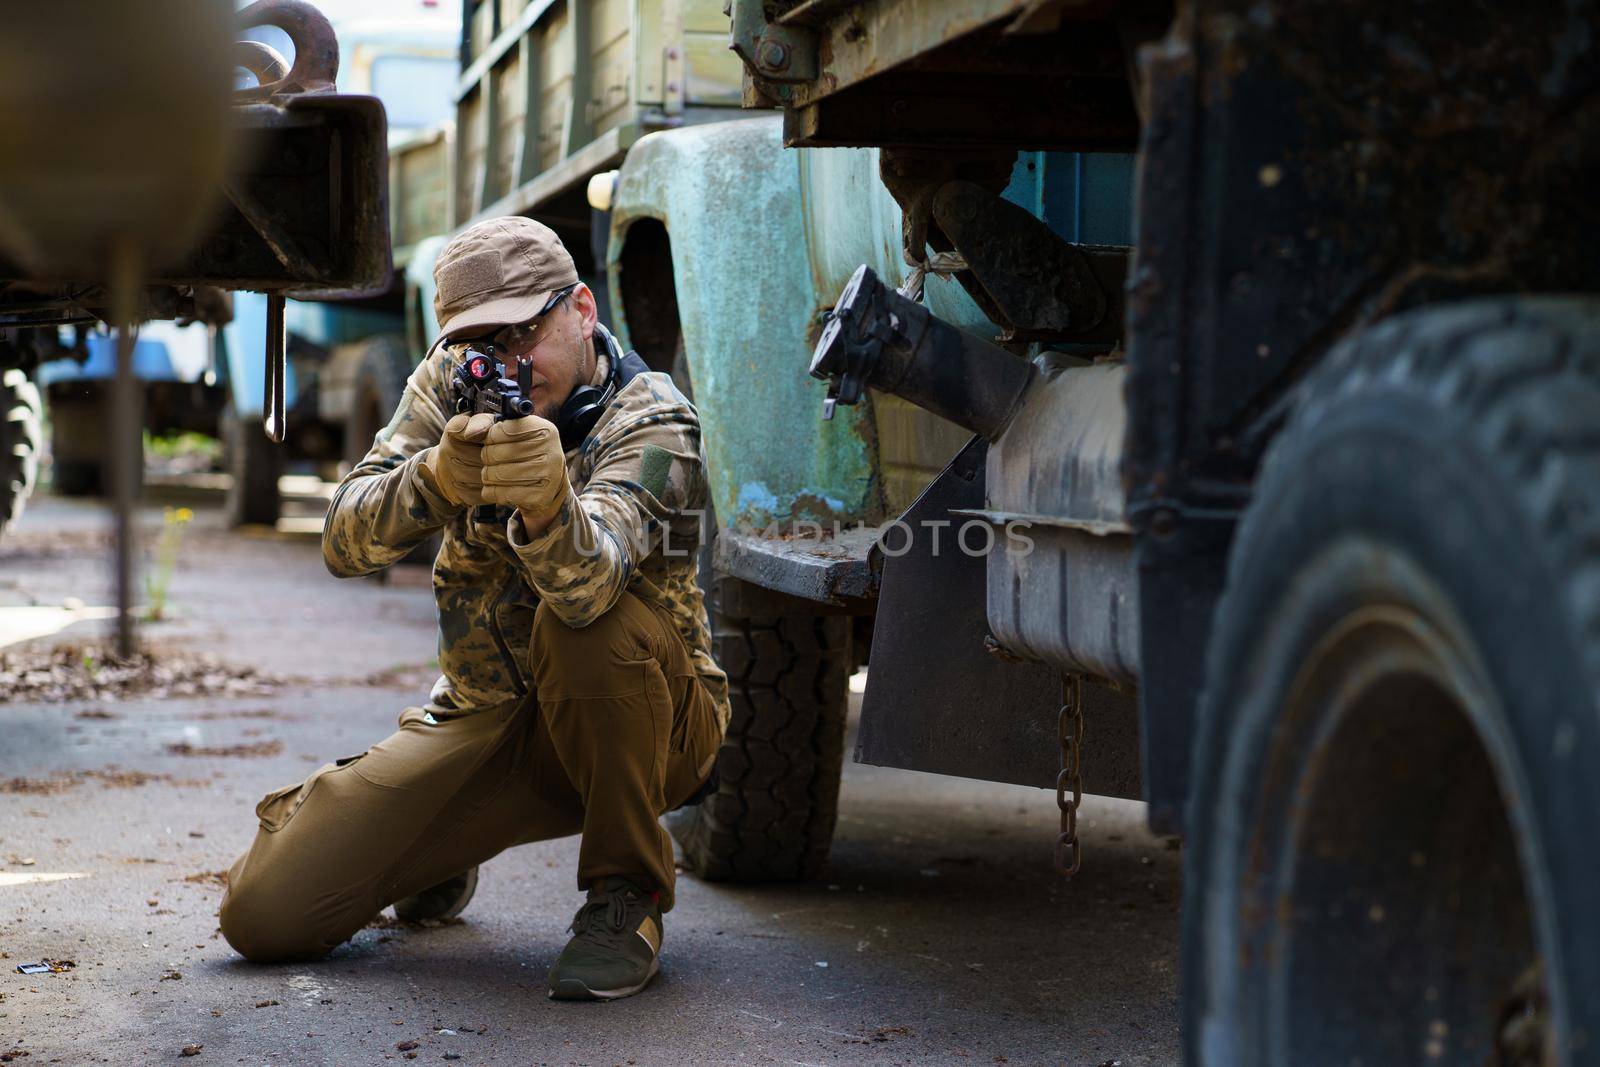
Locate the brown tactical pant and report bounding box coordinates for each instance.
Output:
[219,592,721,963]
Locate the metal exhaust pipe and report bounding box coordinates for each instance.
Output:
[809,264,1035,440]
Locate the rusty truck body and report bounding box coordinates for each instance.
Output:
[666,1,1600,1064]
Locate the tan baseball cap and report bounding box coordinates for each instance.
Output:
[429,216,579,350]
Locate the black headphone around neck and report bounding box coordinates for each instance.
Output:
[554,322,623,450]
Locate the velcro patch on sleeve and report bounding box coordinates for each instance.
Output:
[639,444,673,499]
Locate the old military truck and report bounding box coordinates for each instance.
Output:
[432,0,759,315]
[705,2,1600,1065]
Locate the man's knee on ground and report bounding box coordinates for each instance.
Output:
[219,881,333,964]
[530,595,657,699]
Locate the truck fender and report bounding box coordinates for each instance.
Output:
[606,117,877,531]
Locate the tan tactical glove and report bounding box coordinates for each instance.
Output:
[481,413,571,524]
[418,412,493,508]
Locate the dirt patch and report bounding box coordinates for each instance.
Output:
[95,768,202,787]
[850,1026,914,1045]
[0,527,112,562]
[0,775,75,796]
[191,708,286,721]
[361,663,438,690]
[181,870,229,889]
[165,740,283,759]
[0,766,208,795]
[0,645,284,704]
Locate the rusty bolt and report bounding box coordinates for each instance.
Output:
[1149,509,1178,540]
[666,48,680,61]
[759,39,790,71]
[667,82,679,94]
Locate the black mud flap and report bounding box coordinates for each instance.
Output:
[857,435,1141,795]
[856,436,1061,788]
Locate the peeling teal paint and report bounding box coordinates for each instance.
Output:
[736,480,779,518]
[607,118,879,529]
[730,480,853,528]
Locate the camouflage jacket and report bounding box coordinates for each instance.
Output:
[322,338,730,734]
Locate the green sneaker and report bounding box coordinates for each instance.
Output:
[393,866,479,923]
[547,876,663,1001]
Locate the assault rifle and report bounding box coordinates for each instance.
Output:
[450,348,532,525]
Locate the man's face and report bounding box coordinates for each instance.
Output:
[485,283,599,421]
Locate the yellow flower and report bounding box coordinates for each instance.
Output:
[174,507,194,524]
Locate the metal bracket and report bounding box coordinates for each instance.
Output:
[264,293,286,442]
[728,0,817,83]
[153,94,392,297]
[932,179,1129,343]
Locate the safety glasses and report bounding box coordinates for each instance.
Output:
[447,285,576,357]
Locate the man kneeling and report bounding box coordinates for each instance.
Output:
[219,217,728,1001]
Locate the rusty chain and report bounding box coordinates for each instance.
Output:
[1055,674,1085,877]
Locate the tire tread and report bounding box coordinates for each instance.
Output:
[672,594,851,882]
[0,369,42,537]
[1258,298,1600,692]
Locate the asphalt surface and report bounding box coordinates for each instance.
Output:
[0,490,1180,1066]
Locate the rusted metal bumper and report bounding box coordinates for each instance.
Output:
[728,0,1140,151]
[167,0,391,299]
[160,93,390,299]
[712,524,881,608]
[0,0,391,318]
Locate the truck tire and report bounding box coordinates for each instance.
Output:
[670,581,852,881]
[1,369,41,536]
[221,404,282,527]
[342,334,411,472]
[1182,299,1600,1067]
